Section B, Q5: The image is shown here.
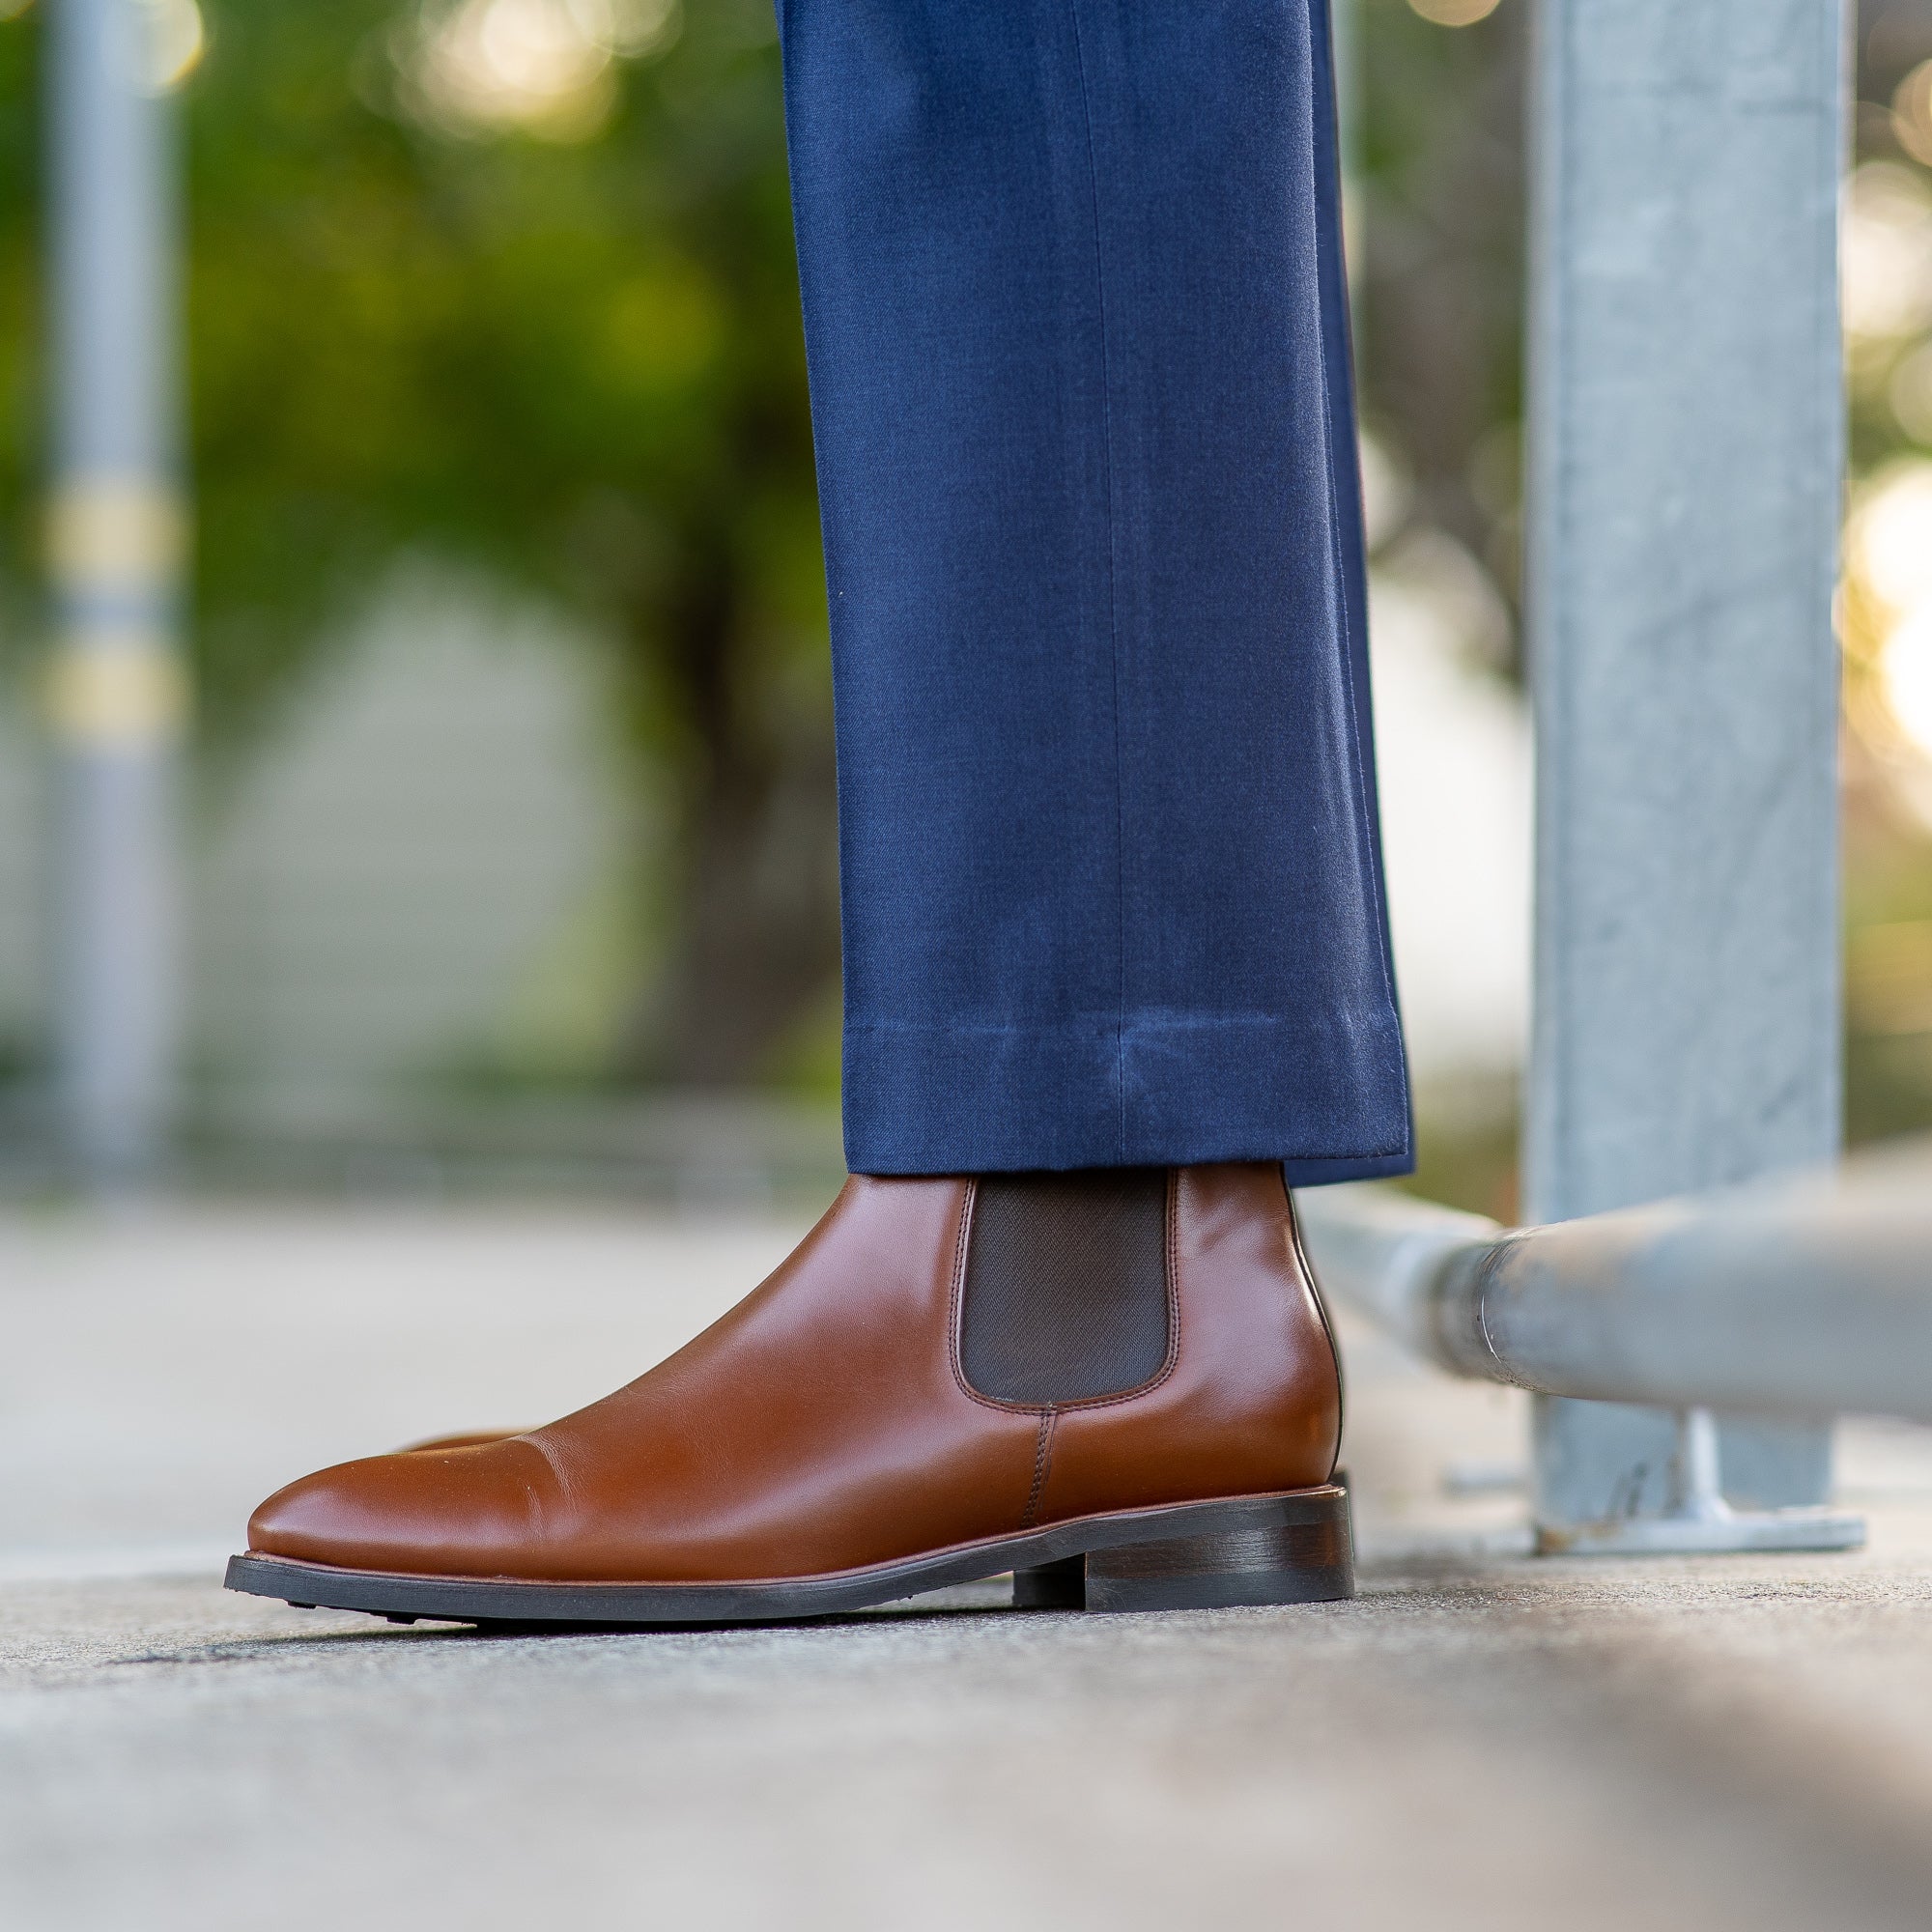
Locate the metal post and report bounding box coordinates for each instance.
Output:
[1523,1,1853,1549]
[46,0,188,1187]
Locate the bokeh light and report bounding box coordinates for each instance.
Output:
[404,0,679,141]
[1881,611,1932,761]
[1406,0,1502,23]
[1889,339,1932,445]
[137,0,205,94]
[1849,460,1932,614]
[1843,162,1932,345]
[1893,58,1932,170]
[1846,461,1932,778]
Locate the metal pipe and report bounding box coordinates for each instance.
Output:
[1297,1164,1932,1429]
[46,0,189,1187]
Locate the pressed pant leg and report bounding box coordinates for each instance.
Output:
[779,0,1411,1178]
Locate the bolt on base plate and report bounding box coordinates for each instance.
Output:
[1535,1408,1866,1556]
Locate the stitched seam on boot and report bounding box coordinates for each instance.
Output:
[1021,1410,1059,1529]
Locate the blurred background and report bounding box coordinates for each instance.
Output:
[10,19,1932,1922]
[0,0,1924,1215]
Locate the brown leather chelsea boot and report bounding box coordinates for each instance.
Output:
[226,1163,1350,1625]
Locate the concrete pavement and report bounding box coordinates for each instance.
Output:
[4,1203,1931,1930]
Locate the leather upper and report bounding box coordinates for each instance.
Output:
[247,1163,1342,1583]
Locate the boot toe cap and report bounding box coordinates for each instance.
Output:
[248,1440,554,1577]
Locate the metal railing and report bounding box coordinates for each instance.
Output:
[1296,1146,1932,1551]
[1299,1159,1932,1428]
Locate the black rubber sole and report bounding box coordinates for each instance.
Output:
[224,1482,1354,1628]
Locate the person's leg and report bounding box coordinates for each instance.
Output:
[229,0,1399,1626]
[785,0,1407,1179]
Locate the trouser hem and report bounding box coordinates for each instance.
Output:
[841,1011,1411,1178]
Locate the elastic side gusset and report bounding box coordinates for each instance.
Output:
[959,1169,1171,1405]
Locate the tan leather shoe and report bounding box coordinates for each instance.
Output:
[226,1164,1350,1625]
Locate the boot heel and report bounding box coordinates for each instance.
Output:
[1011,1554,1086,1608]
[1083,1487,1354,1613]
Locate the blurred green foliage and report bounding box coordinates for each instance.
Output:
[4,0,839,1087]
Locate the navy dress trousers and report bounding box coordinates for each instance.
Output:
[777,0,1412,1183]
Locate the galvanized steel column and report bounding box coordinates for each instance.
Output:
[46,0,187,1185]
[1523,1,1850,1538]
